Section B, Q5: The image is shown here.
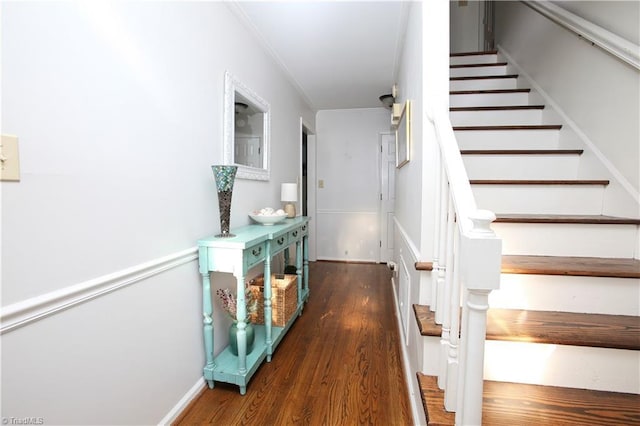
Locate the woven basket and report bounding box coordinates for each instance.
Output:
[250,274,298,327]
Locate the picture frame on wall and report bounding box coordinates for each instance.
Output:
[395,100,411,168]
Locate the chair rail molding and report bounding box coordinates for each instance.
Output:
[0,247,198,334]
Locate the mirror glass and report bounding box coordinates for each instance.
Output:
[223,71,270,181]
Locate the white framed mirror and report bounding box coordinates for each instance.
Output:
[223,71,271,181]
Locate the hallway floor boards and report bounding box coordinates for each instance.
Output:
[174,261,412,425]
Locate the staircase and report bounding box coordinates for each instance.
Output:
[416,51,640,424]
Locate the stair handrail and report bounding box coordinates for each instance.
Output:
[523,0,640,70]
[431,108,502,425]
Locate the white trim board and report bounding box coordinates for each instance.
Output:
[158,378,206,425]
[1,247,198,334]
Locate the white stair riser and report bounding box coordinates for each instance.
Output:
[455,129,560,150]
[450,92,530,107]
[451,109,544,126]
[472,184,604,215]
[450,78,517,91]
[485,341,640,394]
[490,274,640,316]
[450,64,508,78]
[421,335,441,377]
[463,155,580,180]
[493,223,638,258]
[450,54,498,66]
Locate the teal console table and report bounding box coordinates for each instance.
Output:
[197,217,310,394]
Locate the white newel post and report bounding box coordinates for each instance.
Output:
[456,210,501,426]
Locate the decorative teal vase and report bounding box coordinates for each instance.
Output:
[211,165,238,238]
[228,321,255,356]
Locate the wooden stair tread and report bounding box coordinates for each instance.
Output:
[454,124,562,131]
[461,149,583,155]
[451,105,544,111]
[495,214,640,225]
[470,179,609,185]
[450,62,507,68]
[450,50,498,57]
[413,304,441,337]
[502,255,640,278]
[413,304,640,349]
[418,373,640,425]
[417,374,455,425]
[486,309,640,350]
[450,74,518,81]
[451,88,531,95]
[415,261,434,271]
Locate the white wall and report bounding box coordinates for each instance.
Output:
[450,0,482,53]
[1,2,314,424]
[552,1,640,45]
[495,1,639,216]
[315,108,390,262]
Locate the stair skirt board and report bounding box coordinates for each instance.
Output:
[450,109,544,126]
[455,129,560,149]
[492,222,638,258]
[462,154,580,180]
[450,77,518,91]
[484,341,640,394]
[472,185,605,215]
[491,274,640,316]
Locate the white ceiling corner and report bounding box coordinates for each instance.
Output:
[229,1,409,111]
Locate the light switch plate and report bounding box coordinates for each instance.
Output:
[1,134,21,181]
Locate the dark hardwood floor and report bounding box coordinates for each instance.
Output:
[174,261,412,425]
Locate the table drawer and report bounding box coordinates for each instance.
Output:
[245,242,266,269]
[272,233,289,252]
[288,228,302,241]
[300,222,309,236]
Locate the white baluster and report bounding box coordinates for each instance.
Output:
[444,226,461,411]
[438,192,455,390]
[435,170,449,323]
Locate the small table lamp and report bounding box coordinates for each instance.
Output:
[281,183,298,218]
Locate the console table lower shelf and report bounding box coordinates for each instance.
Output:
[204,302,303,394]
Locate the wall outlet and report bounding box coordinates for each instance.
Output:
[1,135,20,181]
[318,179,324,189]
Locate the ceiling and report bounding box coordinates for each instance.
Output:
[230,1,409,111]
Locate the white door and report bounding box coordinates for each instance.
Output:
[379,133,396,262]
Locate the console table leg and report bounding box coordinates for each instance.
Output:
[201,271,215,384]
[264,243,273,361]
[296,240,303,307]
[303,234,309,302]
[234,272,248,375]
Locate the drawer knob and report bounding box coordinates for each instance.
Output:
[252,247,262,256]
[277,237,285,245]
[292,231,298,237]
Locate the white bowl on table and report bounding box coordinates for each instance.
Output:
[249,210,287,225]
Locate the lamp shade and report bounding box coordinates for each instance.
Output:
[281,183,298,202]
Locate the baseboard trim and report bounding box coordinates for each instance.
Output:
[391,275,425,426]
[1,247,198,334]
[158,377,207,425]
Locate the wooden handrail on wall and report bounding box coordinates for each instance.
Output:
[523,0,640,70]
